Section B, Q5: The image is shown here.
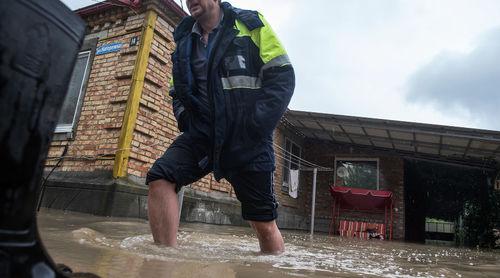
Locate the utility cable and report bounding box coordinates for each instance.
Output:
[273,142,331,169]
[273,142,333,171]
[37,143,70,212]
[273,148,333,172]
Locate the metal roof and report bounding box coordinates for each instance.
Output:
[284,110,500,170]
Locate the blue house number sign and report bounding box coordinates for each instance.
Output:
[96,42,123,55]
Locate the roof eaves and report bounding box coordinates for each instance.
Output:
[75,2,115,16]
[162,0,188,17]
[75,0,187,19]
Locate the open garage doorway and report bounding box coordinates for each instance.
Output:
[404,159,499,247]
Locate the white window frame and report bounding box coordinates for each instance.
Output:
[55,50,92,134]
[282,137,301,192]
[334,157,380,190]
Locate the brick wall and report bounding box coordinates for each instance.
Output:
[47,7,144,173]
[126,13,176,178]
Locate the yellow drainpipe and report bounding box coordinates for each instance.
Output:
[113,10,158,178]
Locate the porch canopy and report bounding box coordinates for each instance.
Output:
[330,186,392,210]
[284,110,500,170]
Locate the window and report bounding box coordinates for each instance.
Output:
[334,158,379,190]
[54,37,97,138]
[55,50,92,135]
[282,138,301,191]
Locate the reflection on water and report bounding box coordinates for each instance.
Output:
[38,209,500,278]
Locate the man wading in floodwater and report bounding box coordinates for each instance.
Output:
[146,0,294,253]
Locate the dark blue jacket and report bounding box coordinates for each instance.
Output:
[170,2,295,180]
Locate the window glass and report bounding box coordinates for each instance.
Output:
[291,144,300,170]
[283,139,292,184]
[56,51,91,133]
[335,160,378,190]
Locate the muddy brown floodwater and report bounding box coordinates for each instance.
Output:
[37,209,499,277]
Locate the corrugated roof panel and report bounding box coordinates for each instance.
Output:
[301,130,316,138]
[441,148,465,157]
[394,144,414,152]
[466,151,488,159]
[365,128,389,138]
[470,140,499,151]
[416,133,441,144]
[352,138,372,146]
[372,140,393,149]
[342,125,365,135]
[442,136,470,147]
[417,146,439,155]
[390,131,413,141]
[321,123,341,133]
[334,136,352,143]
[316,131,333,141]
[300,119,322,129]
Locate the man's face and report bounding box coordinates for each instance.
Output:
[186,0,218,19]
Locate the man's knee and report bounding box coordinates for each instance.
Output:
[250,220,278,237]
[148,179,176,197]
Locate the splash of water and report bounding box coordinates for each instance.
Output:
[69,225,493,278]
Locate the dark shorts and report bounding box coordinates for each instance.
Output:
[146,133,278,221]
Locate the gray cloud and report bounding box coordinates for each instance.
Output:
[407,28,500,130]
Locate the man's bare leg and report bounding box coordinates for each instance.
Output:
[250,220,285,254]
[148,179,179,247]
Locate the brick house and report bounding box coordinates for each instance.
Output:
[42,0,500,241]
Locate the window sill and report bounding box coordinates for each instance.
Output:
[52,131,74,141]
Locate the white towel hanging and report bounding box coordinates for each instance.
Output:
[289,169,299,199]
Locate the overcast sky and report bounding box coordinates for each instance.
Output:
[62,0,500,131]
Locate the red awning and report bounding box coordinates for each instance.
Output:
[330,186,392,210]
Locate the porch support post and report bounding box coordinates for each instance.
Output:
[310,168,318,238]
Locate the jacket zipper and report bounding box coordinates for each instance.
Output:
[206,21,225,170]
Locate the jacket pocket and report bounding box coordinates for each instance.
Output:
[222,37,253,78]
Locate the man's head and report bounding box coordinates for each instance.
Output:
[186,0,221,20]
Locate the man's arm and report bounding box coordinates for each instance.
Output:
[251,14,295,138]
